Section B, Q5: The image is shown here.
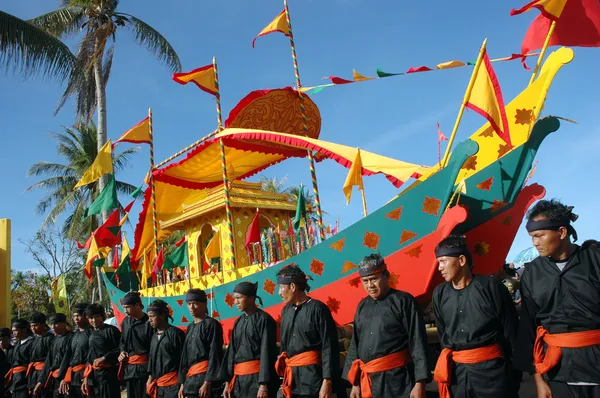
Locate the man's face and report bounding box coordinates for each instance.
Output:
[437,255,466,282]
[51,322,67,336]
[12,328,26,340]
[1,336,11,349]
[187,301,206,318]
[148,312,162,329]
[360,272,389,300]
[88,314,104,329]
[529,218,566,258]
[123,303,141,317]
[233,293,250,312]
[278,283,294,304]
[30,323,45,335]
[72,312,87,329]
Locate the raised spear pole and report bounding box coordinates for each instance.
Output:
[528,21,557,86]
[148,107,161,288]
[283,0,326,241]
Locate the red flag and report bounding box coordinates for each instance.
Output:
[77,235,93,250]
[151,248,164,283]
[517,0,600,54]
[112,248,119,270]
[94,209,122,248]
[437,123,448,142]
[246,210,261,249]
[175,236,186,247]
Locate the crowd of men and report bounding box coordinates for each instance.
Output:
[1,198,598,398]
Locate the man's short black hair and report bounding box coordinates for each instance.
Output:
[527,199,573,222]
[435,235,473,270]
[582,239,600,251]
[85,303,106,319]
[147,299,172,321]
[276,264,310,292]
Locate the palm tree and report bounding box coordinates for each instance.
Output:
[0,10,78,81]
[26,122,138,240]
[259,175,287,194]
[258,175,321,223]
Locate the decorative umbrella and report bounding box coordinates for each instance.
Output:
[512,246,539,268]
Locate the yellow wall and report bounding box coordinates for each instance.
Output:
[0,219,11,327]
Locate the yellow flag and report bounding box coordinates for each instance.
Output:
[352,70,375,81]
[252,10,291,48]
[510,0,567,21]
[74,140,113,189]
[172,65,217,95]
[85,237,109,281]
[465,50,511,147]
[342,149,365,205]
[204,228,221,266]
[114,117,151,145]
[140,248,153,290]
[121,235,131,263]
[51,275,69,315]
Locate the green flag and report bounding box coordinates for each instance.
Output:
[84,174,118,219]
[163,243,189,271]
[131,185,144,199]
[292,186,307,231]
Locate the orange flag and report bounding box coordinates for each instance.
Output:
[113,117,151,146]
[510,0,567,21]
[465,50,511,147]
[252,10,291,48]
[172,65,217,95]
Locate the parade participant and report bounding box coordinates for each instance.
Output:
[276,264,341,398]
[59,303,91,398]
[514,200,600,397]
[146,300,185,398]
[178,289,223,398]
[119,292,153,398]
[34,314,72,398]
[221,282,278,398]
[28,312,54,398]
[7,319,33,398]
[0,347,8,398]
[81,304,121,398]
[343,253,430,398]
[432,235,518,398]
[0,328,12,398]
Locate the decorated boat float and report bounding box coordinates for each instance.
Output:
[102,45,573,343]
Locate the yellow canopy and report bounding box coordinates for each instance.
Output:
[133,128,430,260]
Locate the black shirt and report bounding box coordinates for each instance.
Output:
[120,313,153,380]
[148,325,185,380]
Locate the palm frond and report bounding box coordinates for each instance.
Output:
[101,44,114,89]
[27,162,74,178]
[27,7,85,39]
[0,10,78,82]
[112,147,139,171]
[115,181,137,195]
[123,15,181,73]
[26,176,78,193]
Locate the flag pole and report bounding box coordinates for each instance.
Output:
[528,21,557,86]
[283,0,326,241]
[441,38,488,167]
[148,108,160,286]
[213,57,224,129]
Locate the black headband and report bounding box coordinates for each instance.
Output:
[277,275,312,292]
[526,218,578,242]
[122,292,142,305]
[73,303,89,315]
[435,245,469,258]
[147,302,173,321]
[233,282,263,306]
[30,312,47,324]
[358,264,387,277]
[49,314,67,324]
[185,290,207,303]
[12,320,29,330]
[85,305,105,317]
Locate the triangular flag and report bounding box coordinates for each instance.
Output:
[74,140,113,189]
[510,0,567,21]
[252,10,291,48]
[342,149,365,206]
[172,65,217,95]
[112,247,119,270]
[119,198,137,226]
[94,209,122,248]
[376,68,403,77]
[436,60,467,69]
[292,187,307,231]
[204,228,221,266]
[151,248,165,283]
[163,242,188,271]
[437,123,448,142]
[141,249,152,288]
[246,210,261,249]
[83,174,119,219]
[465,49,511,147]
[85,237,108,282]
[352,70,375,81]
[114,117,151,146]
[131,185,144,199]
[175,236,186,247]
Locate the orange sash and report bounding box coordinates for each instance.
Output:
[4,365,27,385]
[146,371,178,398]
[434,344,504,398]
[186,360,209,378]
[346,350,412,398]
[534,326,600,375]
[83,362,111,379]
[229,359,261,392]
[275,351,321,398]
[26,361,45,377]
[44,369,61,388]
[63,364,87,383]
[118,354,149,380]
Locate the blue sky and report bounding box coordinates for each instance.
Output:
[2,0,599,271]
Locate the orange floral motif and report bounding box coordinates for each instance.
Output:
[190,267,196,274]
[211,310,220,319]
[176,299,184,307]
[329,238,346,252]
[399,230,418,244]
[341,261,358,273]
[491,200,508,213]
[388,273,399,288]
[476,177,494,191]
[502,215,513,225]
[168,306,174,317]
[385,207,403,221]
[498,144,511,158]
[189,254,194,262]
[405,245,423,258]
[181,315,189,323]
[348,277,361,288]
[263,279,276,295]
[515,108,533,125]
[225,293,235,307]
[310,259,325,276]
[326,297,341,314]
[422,197,441,216]
[474,242,490,256]
[206,292,214,300]
[363,232,380,250]
[479,127,494,138]
[462,156,478,171]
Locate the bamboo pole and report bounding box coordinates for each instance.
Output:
[441,39,488,167]
[528,21,557,86]
[148,108,161,288]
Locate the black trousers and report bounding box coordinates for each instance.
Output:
[156,385,178,398]
[68,386,85,398]
[549,381,600,398]
[126,378,149,398]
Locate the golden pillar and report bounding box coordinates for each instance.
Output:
[0,219,11,327]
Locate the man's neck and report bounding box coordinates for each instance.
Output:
[157,323,169,332]
[131,311,145,321]
[193,314,206,323]
[293,293,309,306]
[78,324,89,331]
[551,243,576,262]
[245,304,258,316]
[451,272,473,290]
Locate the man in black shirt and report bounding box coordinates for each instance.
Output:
[343,253,430,398]
[35,314,72,397]
[59,303,90,398]
[432,235,518,398]
[0,327,12,398]
[119,291,153,398]
[9,319,34,398]
[29,312,53,398]
[514,199,600,397]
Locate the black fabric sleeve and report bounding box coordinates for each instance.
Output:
[402,295,431,383]
[513,270,538,373]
